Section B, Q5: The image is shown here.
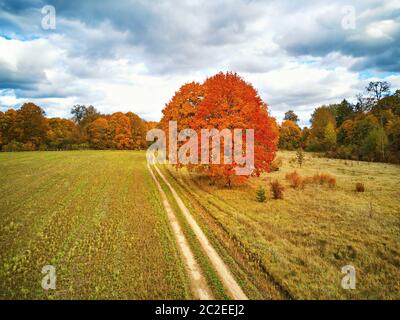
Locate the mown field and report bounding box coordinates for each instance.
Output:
[0,151,190,299]
[162,151,400,299]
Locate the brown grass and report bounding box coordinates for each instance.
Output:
[162,150,400,299]
[286,171,336,189]
[270,180,284,199]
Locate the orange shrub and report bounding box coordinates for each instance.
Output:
[312,173,336,188]
[285,171,304,189]
[270,180,284,199]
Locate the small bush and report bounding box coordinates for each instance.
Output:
[255,187,267,202]
[2,140,23,152]
[320,173,336,188]
[270,180,284,199]
[355,182,365,192]
[22,142,36,151]
[312,173,336,188]
[70,143,90,150]
[285,171,304,189]
[296,148,305,167]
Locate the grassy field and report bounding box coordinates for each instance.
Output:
[1,150,399,299]
[0,151,191,299]
[162,151,400,299]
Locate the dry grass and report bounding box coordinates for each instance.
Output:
[162,151,400,299]
[0,151,189,299]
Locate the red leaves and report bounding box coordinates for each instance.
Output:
[161,72,279,186]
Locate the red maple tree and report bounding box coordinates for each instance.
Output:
[160,72,279,186]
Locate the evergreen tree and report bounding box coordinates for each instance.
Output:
[256,186,267,203]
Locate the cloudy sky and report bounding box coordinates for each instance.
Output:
[0,0,399,126]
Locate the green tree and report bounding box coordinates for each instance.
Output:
[71,105,86,124]
[71,105,101,139]
[361,127,388,161]
[256,186,267,203]
[296,148,305,167]
[324,122,337,150]
[386,117,400,162]
[330,99,354,127]
[309,106,336,150]
[352,114,379,147]
[283,110,299,124]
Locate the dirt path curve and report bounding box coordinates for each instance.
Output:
[147,164,214,300]
[153,165,248,300]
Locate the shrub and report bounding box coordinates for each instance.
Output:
[2,140,23,152]
[312,173,336,188]
[320,173,336,188]
[70,143,90,150]
[355,182,365,192]
[296,148,305,167]
[22,142,36,151]
[285,171,304,189]
[255,187,267,202]
[270,180,284,199]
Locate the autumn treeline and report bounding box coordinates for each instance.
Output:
[0,104,154,151]
[1,79,399,165]
[279,81,400,164]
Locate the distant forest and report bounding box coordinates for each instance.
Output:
[0,104,156,151]
[279,81,400,164]
[1,80,399,164]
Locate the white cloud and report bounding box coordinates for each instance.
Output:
[0,0,399,125]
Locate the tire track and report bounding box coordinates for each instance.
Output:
[153,165,248,300]
[147,164,214,300]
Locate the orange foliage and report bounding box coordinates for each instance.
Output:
[88,117,111,149]
[285,171,337,189]
[87,111,147,150]
[161,72,279,186]
[285,171,304,189]
[313,173,336,188]
[109,112,134,149]
[279,120,301,150]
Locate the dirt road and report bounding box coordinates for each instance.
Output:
[152,165,248,300]
[147,164,214,300]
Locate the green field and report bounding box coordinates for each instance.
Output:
[0,151,190,299]
[1,151,399,299]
